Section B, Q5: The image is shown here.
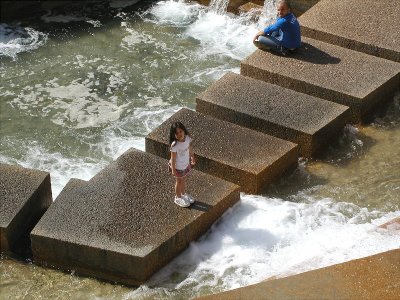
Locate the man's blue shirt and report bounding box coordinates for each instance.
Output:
[263,13,301,49]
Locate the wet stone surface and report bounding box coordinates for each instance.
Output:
[146,108,298,193]
[241,37,400,122]
[197,72,350,157]
[0,163,52,255]
[299,0,400,62]
[31,149,240,286]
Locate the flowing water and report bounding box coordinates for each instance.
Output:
[0,0,399,299]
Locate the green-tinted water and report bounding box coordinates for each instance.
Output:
[0,1,399,299]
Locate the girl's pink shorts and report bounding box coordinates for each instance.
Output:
[169,164,191,178]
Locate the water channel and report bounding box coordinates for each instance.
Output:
[0,0,399,299]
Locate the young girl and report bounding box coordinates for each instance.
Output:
[169,122,195,207]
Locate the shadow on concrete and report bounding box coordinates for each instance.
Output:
[8,235,33,261]
[190,201,212,212]
[292,42,341,65]
[361,99,400,124]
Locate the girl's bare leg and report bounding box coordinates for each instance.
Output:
[175,177,183,197]
[175,178,179,197]
[181,177,186,195]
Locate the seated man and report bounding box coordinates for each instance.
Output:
[253,0,301,56]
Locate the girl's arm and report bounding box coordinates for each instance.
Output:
[189,142,195,166]
[170,151,177,175]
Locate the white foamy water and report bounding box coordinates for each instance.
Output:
[0,23,48,60]
[0,142,107,197]
[209,0,230,15]
[97,105,181,159]
[128,195,400,298]
[0,103,179,197]
[146,0,262,60]
[146,0,202,26]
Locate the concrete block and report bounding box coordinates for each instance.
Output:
[238,2,263,14]
[197,72,350,157]
[31,149,240,286]
[0,163,52,255]
[241,37,400,122]
[289,0,320,16]
[245,0,320,16]
[299,0,400,62]
[226,0,249,13]
[146,108,298,193]
[250,0,264,5]
[192,0,248,13]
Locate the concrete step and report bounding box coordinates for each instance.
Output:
[241,37,400,122]
[0,163,52,256]
[197,249,400,300]
[197,72,350,157]
[30,149,240,286]
[146,108,298,193]
[299,0,400,62]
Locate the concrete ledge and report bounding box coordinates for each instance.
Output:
[241,37,400,122]
[198,249,400,300]
[0,163,52,256]
[31,149,240,286]
[146,108,298,193]
[193,0,320,16]
[288,0,320,16]
[197,72,350,157]
[194,0,248,14]
[299,0,400,62]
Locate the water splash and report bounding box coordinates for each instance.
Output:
[127,195,400,298]
[146,0,276,60]
[0,23,48,60]
[0,141,107,197]
[261,0,278,27]
[209,0,230,15]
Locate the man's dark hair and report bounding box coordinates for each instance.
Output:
[277,0,292,10]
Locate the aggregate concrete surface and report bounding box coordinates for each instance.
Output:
[146,108,298,193]
[241,37,400,121]
[197,72,350,156]
[31,149,240,285]
[0,163,52,254]
[299,0,400,62]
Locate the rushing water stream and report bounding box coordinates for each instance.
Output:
[0,0,399,299]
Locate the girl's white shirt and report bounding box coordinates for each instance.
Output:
[170,135,192,170]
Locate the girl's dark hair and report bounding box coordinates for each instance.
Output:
[169,121,189,146]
